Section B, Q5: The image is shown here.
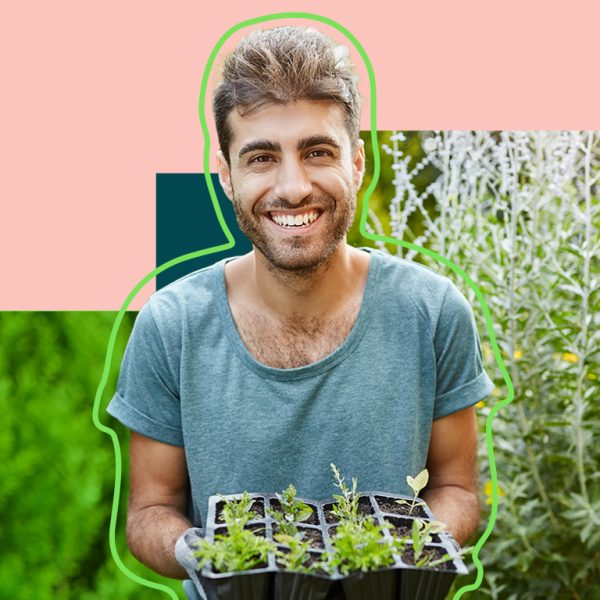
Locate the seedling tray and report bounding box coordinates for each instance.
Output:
[195,491,468,600]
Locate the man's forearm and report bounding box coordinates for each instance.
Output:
[422,485,480,546]
[126,505,193,578]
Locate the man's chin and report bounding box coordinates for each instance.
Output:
[257,246,335,274]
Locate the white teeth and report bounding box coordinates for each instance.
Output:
[272,211,319,227]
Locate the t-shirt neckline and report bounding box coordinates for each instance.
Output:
[214,247,381,381]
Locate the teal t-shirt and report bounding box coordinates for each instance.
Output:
[107,248,493,596]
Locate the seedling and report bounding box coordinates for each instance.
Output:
[409,518,459,569]
[330,463,360,523]
[219,492,257,526]
[268,484,314,537]
[194,494,275,573]
[274,533,314,574]
[323,466,407,575]
[396,468,429,515]
[323,518,398,575]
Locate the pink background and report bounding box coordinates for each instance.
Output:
[2,1,599,310]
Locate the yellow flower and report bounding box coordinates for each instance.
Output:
[513,349,523,360]
[476,401,485,409]
[482,343,493,362]
[483,480,505,505]
[587,373,597,381]
[562,352,578,363]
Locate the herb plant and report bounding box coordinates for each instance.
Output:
[268,484,313,537]
[194,495,275,573]
[323,518,400,575]
[219,492,258,525]
[410,519,452,568]
[274,533,314,574]
[330,463,361,522]
[323,465,407,575]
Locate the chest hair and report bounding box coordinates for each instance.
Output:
[232,303,361,369]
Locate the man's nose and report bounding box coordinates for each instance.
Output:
[272,157,312,205]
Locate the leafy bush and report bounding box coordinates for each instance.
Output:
[374,131,600,598]
[0,312,182,599]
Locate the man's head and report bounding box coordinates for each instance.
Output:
[213,27,361,165]
[213,27,365,273]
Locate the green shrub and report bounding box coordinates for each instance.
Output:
[378,131,600,598]
[0,312,182,599]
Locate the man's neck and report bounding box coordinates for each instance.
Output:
[226,243,370,322]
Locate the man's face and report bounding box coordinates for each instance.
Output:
[217,100,365,272]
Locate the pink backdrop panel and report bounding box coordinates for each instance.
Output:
[1,1,599,310]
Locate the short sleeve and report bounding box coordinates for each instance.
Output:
[106,301,184,446]
[432,282,495,419]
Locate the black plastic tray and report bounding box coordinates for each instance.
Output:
[196,491,468,600]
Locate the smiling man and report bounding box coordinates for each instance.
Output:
[107,26,494,598]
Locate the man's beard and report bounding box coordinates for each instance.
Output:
[231,188,357,275]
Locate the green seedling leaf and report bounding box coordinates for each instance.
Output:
[407,469,429,496]
[296,508,313,522]
[412,519,423,557]
[274,533,297,545]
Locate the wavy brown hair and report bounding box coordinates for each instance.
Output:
[213,27,361,164]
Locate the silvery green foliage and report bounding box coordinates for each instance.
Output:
[376,131,600,598]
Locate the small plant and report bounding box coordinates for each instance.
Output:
[396,468,428,516]
[330,463,361,522]
[323,518,400,575]
[323,465,407,575]
[274,533,314,574]
[194,495,275,573]
[409,518,460,569]
[219,492,257,525]
[268,484,314,537]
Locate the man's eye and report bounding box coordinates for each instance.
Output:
[307,149,330,158]
[250,155,273,164]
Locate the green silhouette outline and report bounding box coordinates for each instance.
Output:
[92,11,513,599]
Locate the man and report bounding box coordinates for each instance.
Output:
[107,26,494,597]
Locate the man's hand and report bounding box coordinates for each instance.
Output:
[423,405,480,546]
[126,431,193,578]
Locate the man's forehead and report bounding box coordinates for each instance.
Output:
[226,100,349,151]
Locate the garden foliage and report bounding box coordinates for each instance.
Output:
[0,312,181,599]
[366,131,600,599]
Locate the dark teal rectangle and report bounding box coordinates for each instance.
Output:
[156,173,251,289]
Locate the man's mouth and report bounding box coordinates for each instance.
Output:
[268,209,322,228]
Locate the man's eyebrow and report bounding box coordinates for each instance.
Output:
[238,140,281,159]
[297,135,341,151]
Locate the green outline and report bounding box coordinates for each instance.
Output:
[92,12,513,599]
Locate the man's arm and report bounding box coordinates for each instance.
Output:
[126,431,193,578]
[422,405,480,546]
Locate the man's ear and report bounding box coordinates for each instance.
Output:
[216,150,233,201]
[352,139,366,190]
